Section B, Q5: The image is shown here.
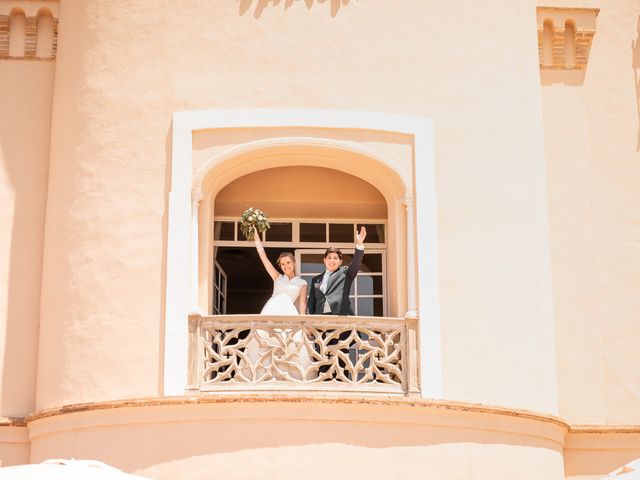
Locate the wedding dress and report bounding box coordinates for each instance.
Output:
[243,274,312,381]
[260,274,307,315]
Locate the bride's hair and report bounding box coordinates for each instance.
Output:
[276,251,295,269]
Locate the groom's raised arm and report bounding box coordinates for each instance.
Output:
[346,226,366,280]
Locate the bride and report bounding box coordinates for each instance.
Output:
[253,227,307,315]
[249,227,312,381]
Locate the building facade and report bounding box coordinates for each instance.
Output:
[0,1,639,478]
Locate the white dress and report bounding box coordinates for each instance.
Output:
[245,274,311,381]
[260,275,307,315]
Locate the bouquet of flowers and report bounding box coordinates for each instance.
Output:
[240,207,270,241]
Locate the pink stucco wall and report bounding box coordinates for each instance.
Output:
[0,0,638,477]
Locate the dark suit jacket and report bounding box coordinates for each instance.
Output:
[307,248,364,315]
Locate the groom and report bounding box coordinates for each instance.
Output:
[307,226,367,315]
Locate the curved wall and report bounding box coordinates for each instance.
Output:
[27,398,566,479]
[37,0,557,418]
[540,0,640,426]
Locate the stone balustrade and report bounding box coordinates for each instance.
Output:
[188,314,420,396]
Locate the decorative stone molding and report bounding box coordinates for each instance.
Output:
[401,192,415,207]
[188,313,420,396]
[537,7,599,71]
[0,1,59,60]
[0,15,8,54]
[401,192,418,318]
[191,187,202,208]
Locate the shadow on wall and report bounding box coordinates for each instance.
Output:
[238,0,353,19]
[631,15,640,151]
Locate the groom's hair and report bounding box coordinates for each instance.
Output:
[324,247,343,259]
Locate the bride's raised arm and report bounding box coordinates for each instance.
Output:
[253,226,280,281]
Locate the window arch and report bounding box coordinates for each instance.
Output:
[36,8,54,58]
[564,20,577,68]
[198,143,406,318]
[9,8,25,57]
[211,166,390,316]
[542,18,554,67]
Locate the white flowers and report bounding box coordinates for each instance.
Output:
[240,207,270,241]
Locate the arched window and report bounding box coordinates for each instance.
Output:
[36,8,54,58]
[9,8,26,58]
[212,166,389,316]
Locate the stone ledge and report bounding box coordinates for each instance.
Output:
[569,425,640,434]
[0,418,26,427]
[8,396,640,436]
[25,394,570,430]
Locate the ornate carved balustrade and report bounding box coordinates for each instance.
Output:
[188,314,420,396]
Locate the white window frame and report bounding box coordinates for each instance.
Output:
[166,109,441,400]
[212,217,388,316]
[212,217,387,248]
[212,261,227,315]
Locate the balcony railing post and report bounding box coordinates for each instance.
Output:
[405,316,421,396]
[187,313,203,392]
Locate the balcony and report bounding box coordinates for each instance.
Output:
[188,314,420,396]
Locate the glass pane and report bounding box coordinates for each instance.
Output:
[214,221,235,241]
[300,223,326,242]
[357,298,384,317]
[357,297,373,316]
[373,297,383,316]
[300,254,326,274]
[340,253,353,265]
[349,281,355,295]
[329,223,354,243]
[356,275,383,295]
[266,222,292,242]
[359,223,385,243]
[361,253,382,273]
